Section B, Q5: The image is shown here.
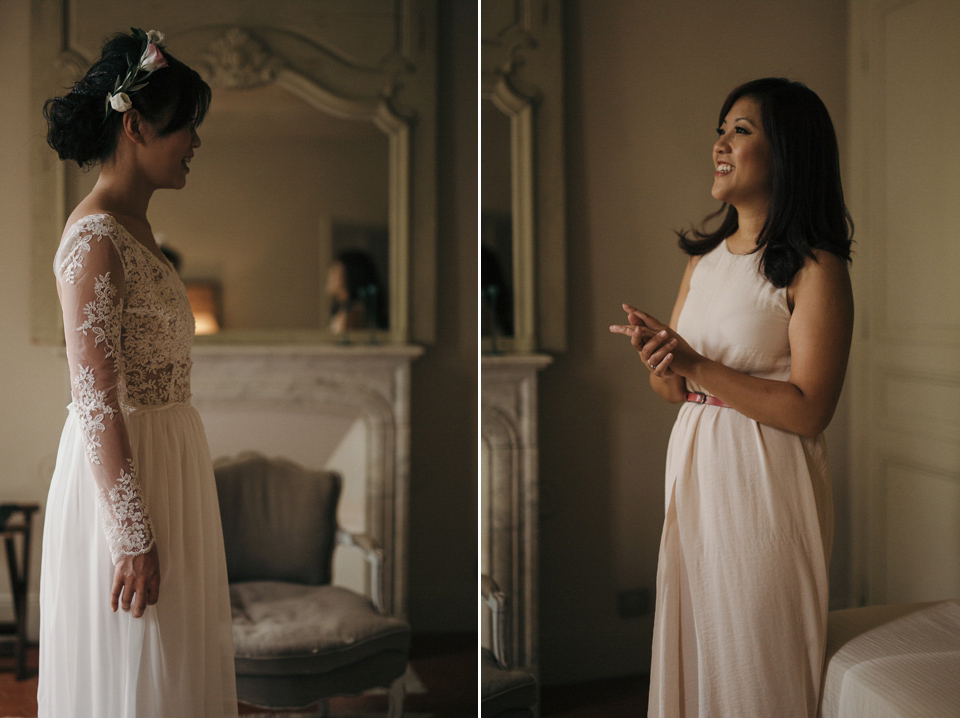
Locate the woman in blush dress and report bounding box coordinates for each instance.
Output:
[610,78,854,717]
[40,28,237,717]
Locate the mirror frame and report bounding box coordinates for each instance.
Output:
[481,0,566,353]
[30,0,437,346]
[482,76,536,353]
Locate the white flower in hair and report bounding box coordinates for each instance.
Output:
[108,92,133,112]
[103,28,169,120]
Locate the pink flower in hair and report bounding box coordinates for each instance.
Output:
[140,43,167,73]
[103,29,170,119]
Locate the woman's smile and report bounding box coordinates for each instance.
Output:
[710,96,771,207]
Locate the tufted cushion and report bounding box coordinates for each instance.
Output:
[215,452,340,585]
[481,648,536,717]
[231,580,410,675]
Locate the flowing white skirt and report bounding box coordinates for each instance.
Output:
[39,402,238,718]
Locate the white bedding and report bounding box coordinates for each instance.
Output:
[820,599,960,718]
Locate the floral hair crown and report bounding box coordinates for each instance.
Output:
[104,28,168,120]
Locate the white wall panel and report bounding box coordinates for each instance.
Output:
[885,461,960,602]
[849,0,960,605]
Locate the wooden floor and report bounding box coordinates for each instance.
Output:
[0,633,474,717]
[541,673,649,718]
[0,644,36,718]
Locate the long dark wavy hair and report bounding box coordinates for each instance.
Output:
[44,31,211,169]
[677,78,853,287]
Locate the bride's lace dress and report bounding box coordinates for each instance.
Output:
[39,214,238,717]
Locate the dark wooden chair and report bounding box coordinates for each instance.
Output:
[214,452,410,716]
[0,503,39,680]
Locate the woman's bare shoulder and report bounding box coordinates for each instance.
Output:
[800,249,850,283]
[788,249,852,310]
[684,253,703,275]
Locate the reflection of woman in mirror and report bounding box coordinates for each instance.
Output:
[610,78,853,716]
[326,249,388,333]
[481,244,514,337]
[41,28,237,716]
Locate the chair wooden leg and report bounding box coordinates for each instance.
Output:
[387,674,406,718]
[1,506,36,681]
[314,697,329,717]
[4,533,28,680]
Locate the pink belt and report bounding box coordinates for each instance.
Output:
[684,391,731,408]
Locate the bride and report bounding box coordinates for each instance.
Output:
[40,28,237,717]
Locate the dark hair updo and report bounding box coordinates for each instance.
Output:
[678,77,853,287]
[44,31,211,169]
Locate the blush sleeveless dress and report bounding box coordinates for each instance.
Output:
[38,214,238,717]
[647,240,834,718]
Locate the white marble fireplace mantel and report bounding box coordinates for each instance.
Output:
[191,343,423,618]
[481,353,552,679]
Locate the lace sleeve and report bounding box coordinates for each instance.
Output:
[56,222,156,564]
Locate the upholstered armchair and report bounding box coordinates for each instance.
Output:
[481,574,537,718]
[214,452,411,716]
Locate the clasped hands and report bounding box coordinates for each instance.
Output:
[609,304,699,378]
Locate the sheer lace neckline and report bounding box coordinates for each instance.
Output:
[67,213,174,273]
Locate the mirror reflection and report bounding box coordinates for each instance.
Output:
[66,82,390,337]
[480,99,514,343]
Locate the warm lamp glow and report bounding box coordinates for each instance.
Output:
[193,312,220,335]
[185,283,221,335]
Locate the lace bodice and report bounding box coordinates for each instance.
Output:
[54,213,195,562]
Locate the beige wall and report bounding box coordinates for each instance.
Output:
[538,0,850,684]
[481,101,511,214]
[0,0,73,638]
[406,0,477,632]
[0,0,474,637]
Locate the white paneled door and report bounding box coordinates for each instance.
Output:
[849,0,960,605]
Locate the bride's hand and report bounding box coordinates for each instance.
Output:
[111,544,160,618]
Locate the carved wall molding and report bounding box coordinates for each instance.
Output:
[482,1,537,61]
[198,28,283,90]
